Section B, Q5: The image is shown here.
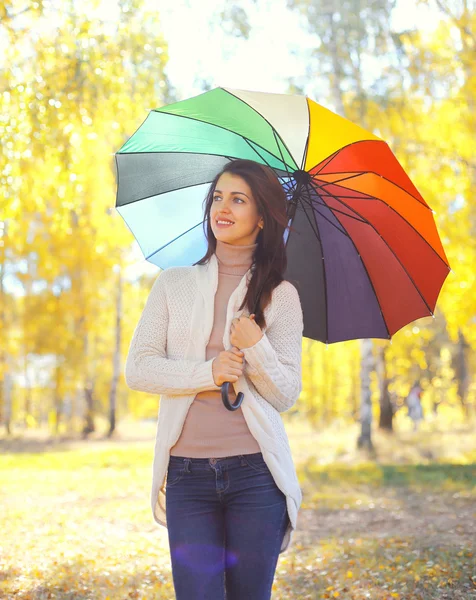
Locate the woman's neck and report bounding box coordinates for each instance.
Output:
[215,239,257,276]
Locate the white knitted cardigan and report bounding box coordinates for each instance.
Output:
[124,251,304,553]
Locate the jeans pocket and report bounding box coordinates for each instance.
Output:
[166,464,185,487]
[243,453,269,474]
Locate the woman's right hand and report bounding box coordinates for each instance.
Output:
[212,347,244,386]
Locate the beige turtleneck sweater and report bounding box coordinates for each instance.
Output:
[169,239,261,458]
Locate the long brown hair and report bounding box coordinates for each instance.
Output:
[194,159,294,330]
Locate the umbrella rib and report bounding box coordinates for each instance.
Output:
[317,171,434,213]
[116,205,151,265]
[145,220,204,262]
[309,141,370,176]
[308,181,391,338]
[320,187,439,316]
[299,188,368,228]
[303,182,328,343]
[313,178,450,270]
[117,179,217,208]
[305,189,378,200]
[241,137,295,172]
[151,108,295,172]
[310,146,340,174]
[300,98,311,171]
[116,154,291,207]
[297,187,356,238]
[308,140,429,208]
[284,182,328,341]
[272,129,293,181]
[241,139,277,170]
[285,183,322,242]
[222,87,300,171]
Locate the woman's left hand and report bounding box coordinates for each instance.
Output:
[230,314,263,350]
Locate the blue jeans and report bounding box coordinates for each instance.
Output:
[165,452,289,600]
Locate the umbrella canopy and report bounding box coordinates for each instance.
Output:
[115,87,450,344]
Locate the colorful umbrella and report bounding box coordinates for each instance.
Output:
[115,87,450,346]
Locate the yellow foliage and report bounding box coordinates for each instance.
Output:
[0,1,474,429]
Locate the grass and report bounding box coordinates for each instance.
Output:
[1,417,475,599]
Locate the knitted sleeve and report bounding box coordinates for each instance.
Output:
[242,280,304,413]
[124,270,221,396]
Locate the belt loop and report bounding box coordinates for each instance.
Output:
[184,458,191,473]
[240,455,246,467]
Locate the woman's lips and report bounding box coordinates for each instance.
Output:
[216,219,235,228]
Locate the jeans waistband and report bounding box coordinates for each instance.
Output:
[168,452,262,469]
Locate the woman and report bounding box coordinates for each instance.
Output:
[125,159,304,600]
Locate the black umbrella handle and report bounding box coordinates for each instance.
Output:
[221,382,244,411]
[221,292,264,412]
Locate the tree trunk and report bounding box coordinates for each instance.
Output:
[81,333,96,438]
[53,359,63,435]
[22,253,34,427]
[0,220,6,432]
[307,339,319,426]
[377,345,393,431]
[82,384,96,438]
[108,268,122,437]
[23,359,33,428]
[322,346,330,423]
[357,338,374,450]
[2,354,13,436]
[453,329,471,418]
[352,350,360,421]
[321,11,376,446]
[327,11,346,116]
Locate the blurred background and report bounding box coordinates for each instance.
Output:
[0,0,474,442]
[1,2,475,599]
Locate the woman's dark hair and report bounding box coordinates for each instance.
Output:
[194,159,294,330]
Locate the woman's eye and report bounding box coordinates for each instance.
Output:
[213,196,244,203]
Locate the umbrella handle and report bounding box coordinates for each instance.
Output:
[221,382,244,411]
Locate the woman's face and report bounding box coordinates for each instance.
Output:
[210,172,264,246]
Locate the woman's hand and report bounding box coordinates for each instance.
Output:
[212,347,244,386]
[230,314,263,350]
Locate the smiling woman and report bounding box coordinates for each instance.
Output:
[197,159,293,332]
[210,171,264,244]
[153,159,302,598]
[124,158,305,600]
